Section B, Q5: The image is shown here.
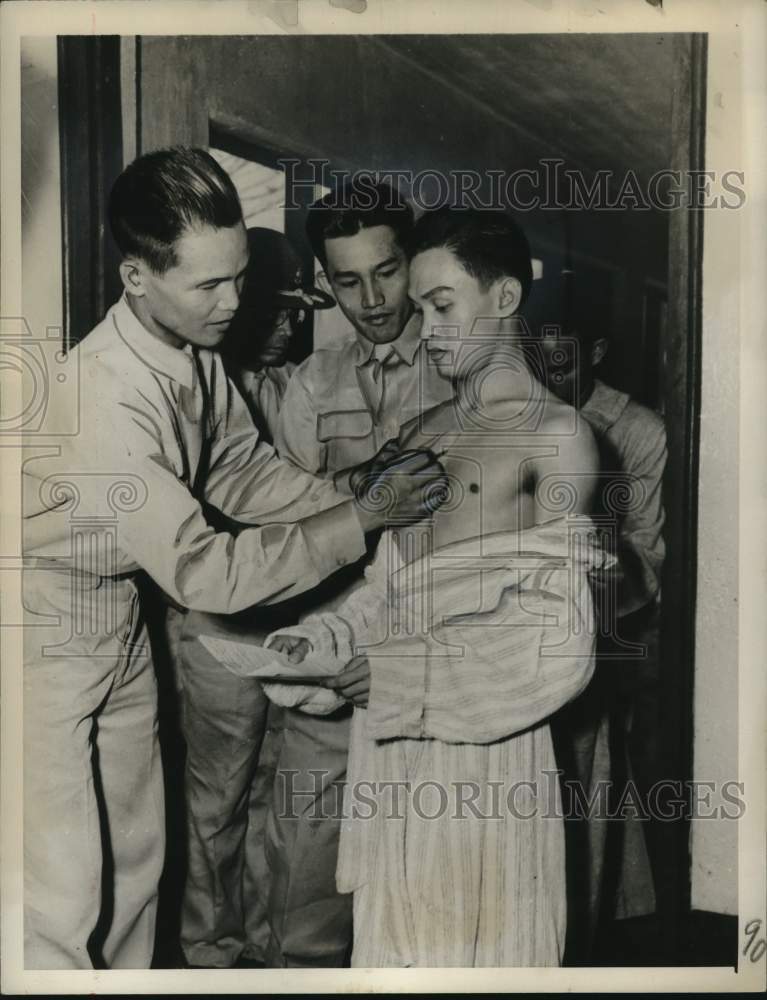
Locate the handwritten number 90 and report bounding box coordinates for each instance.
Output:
[743,919,766,962]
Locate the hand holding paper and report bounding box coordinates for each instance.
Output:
[198,633,337,683]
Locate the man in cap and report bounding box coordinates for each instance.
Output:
[221,227,335,444]
[169,227,337,970]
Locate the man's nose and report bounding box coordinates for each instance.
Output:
[360,277,384,310]
[218,282,240,313]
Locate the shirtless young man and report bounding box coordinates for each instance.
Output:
[268,208,606,967]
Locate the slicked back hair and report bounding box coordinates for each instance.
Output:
[306,180,414,267]
[404,207,533,307]
[108,147,243,274]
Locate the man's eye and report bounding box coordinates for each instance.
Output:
[335,279,358,289]
[434,304,451,314]
[378,268,398,279]
[199,282,219,291]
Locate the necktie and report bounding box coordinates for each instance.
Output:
[370,345,394,382]
[190,348,214,499]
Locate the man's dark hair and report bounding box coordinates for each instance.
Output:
[404,207,533,306]
[305,179,414,267]
[108,147,243,273]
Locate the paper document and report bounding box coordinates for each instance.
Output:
[199,633,339,682]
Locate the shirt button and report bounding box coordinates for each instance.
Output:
[337,556,348,566]
[310,492,320,502]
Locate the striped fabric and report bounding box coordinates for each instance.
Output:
[363,517,608,744]
[267,517,611,966]
[346,721,565,967]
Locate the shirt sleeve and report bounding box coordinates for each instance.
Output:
[24,393,364,615]
[592,410,667,619]
[273,363,328,476]
[202,358,345,523]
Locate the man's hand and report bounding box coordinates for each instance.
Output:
[269,635,311,663]
[352,447,449,532]
[322,654,370,708]
[334,437,401,495]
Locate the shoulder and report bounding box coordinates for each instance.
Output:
[77,308,121,360]
[620,399,666,441]
[290,340,357,388]
[76,312,137,393]
[540,400,599,468]
[541,398,595,441]
[608,400,667,471]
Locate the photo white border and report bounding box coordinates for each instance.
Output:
[1,0,765,993]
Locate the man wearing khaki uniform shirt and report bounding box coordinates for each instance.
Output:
[21,151,445,970]
[265,182,453,967]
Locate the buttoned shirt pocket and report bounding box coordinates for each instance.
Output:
[316,408,376,473]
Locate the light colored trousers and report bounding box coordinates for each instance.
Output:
[23,568,165,969]
[171,609,279,968]
[171,608,354,969]
[264,704,354,968]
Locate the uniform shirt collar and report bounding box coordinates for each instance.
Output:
[355,312,422,367]
[111,293,197,389]
[581,378,631,432]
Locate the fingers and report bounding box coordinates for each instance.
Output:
[324,663,365,689]
[336,678,369,707]
[403,470,450,512]
[335,677,368,698]
[270,635,310,662]
[287,639,311,663]
[343,687,369,708]
[324,656,369,692]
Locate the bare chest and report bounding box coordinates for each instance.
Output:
[431,444,538,550]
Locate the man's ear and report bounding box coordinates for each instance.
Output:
[315,269,337,304]
[497,276,523,316]
[119,258,148,297]
[591,337,609,367]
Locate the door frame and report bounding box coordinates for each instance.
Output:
[656,31,707,955]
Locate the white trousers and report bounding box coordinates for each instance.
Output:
[23,568,165,969]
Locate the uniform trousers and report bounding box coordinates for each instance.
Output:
[172,609,281,967]
[264,704,354,967]
[23,568,165,969]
